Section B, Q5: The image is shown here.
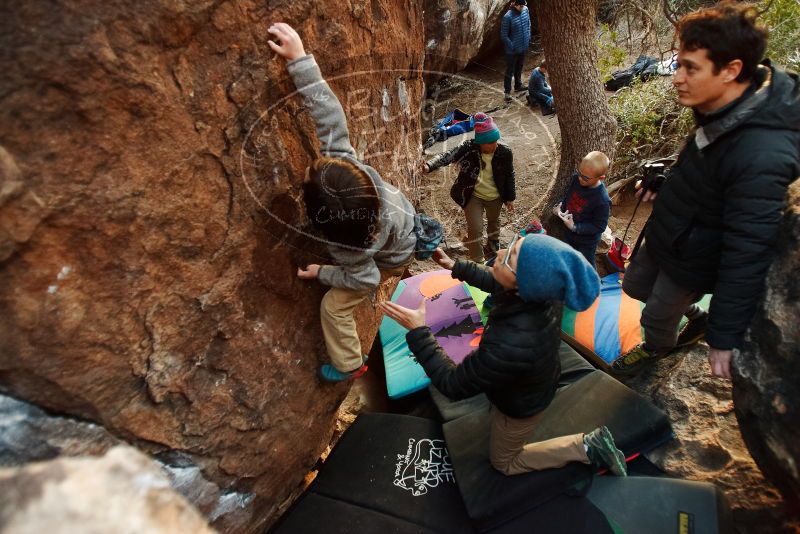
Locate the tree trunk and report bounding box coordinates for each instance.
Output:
[535,0,617,233]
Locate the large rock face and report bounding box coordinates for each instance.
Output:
[734,180,800,517]
[423,0,510,75]
[0,446,215,534]
[0,1,424,531]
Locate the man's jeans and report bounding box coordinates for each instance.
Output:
[504,53,525,93]
[528,91,554,113]
[622,243,703,351]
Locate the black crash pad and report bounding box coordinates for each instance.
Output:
[307,413,473,534]
[489,491,615,534]
[442,372,674,530]
[429,341,596,423]
[270,492,442,534]
[587,476,731,534]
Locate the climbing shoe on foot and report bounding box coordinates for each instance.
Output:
[514,85,528,92]
[504,93,512,103]
[318,356,368,383]
[676,312,708,348]
[584,426,627,476]
[610,343,666,376]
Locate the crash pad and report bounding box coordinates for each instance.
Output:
[441,372,674,530]
[561,273,711,369]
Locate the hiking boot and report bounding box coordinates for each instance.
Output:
[676,312,708,348]
[610,343,665,376]
[584,426,627,476]
[318,356,369,383]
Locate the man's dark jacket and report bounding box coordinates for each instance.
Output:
[406,259,561,418]
[426,140,516,208]
[645,63,800,349]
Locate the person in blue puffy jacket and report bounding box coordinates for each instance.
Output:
[500,0,531,101]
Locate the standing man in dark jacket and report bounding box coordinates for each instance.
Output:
[612,4,800,378]
[500,0,531,102]
[380,235,627,476]
[422,114,516,263]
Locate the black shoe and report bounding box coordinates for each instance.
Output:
[676,312,708,348]
[514,85,528,92]
[610,343,667,376]
[504,93,512,102]
[584,426,627,476]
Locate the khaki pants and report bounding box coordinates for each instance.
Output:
[320,264,407,372]
[464,195,503,263]
[489,405,589,475]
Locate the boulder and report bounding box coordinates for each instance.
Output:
[423,0,510,75]
[0,446,214,534]
[623,345,800,532]
[0,1,424,531]
[734,180,800,517]
[0,394,120,466]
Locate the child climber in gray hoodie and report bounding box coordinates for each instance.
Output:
[269,23,416,382]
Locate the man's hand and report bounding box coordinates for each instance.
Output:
[708,347,733,379]
[432,248,455,270]
[552,203,562,217]
[297,264,321,280]
[267,23,306,61]
[557,209,576,231]
[419,161,430,174]
[635,180,658,203]
[379,299,426,330]
[505,201,515,213]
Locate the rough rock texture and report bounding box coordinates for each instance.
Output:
[0,394,120,466]
[0,2,424,532]
[625,346,800,532]
[734,180,800,517]
[423,0,510,75]
[0,393,248,526]
[0,446,215,534]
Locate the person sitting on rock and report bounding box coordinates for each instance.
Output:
[268,23,416,382]
[527,61,555,115]
[379,236,628,477]
[421,114,515,263]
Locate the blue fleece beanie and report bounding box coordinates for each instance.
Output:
[515,234,600,311]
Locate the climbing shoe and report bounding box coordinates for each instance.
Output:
[318,356,368,383]
[610,343,665,376]
[514,85,528,92]
[504,93,512,103]
[584,426,627,476]
[676,312,708,348]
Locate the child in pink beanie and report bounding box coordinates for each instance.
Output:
[421,113,516,263]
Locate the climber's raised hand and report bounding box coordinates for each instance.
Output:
[268,23,306,61]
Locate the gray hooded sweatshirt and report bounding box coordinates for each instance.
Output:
[286,55,417,291]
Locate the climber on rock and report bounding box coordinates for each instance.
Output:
[268,23,417,383]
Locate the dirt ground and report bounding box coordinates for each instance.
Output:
[330,54,799,534]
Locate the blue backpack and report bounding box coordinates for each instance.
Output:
[412,213,444,260]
